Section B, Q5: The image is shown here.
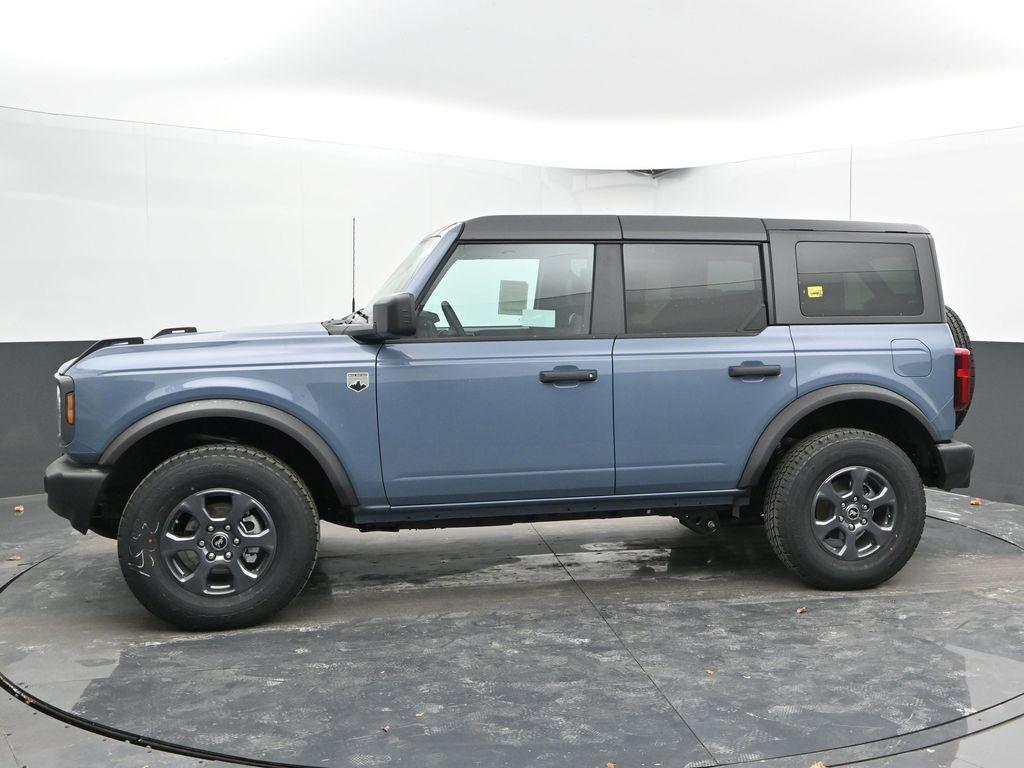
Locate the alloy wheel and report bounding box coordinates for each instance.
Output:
[160,488,277,596]
[811,465,898,560]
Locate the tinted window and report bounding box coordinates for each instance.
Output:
[623,243,767,335]
[418,243,594,338]
[796,242,924,317]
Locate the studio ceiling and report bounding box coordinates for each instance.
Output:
[2,0,1023,169]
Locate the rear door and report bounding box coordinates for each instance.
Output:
[376,241,616,506]
[613,242,797,493]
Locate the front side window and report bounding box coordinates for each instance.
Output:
[623,243,767,335]
[796,241,924,317]
[417,243,595,338]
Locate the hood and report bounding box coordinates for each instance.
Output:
[63,321,347,376]
[148,322,329,346]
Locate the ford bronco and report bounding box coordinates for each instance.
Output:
[44,215,976,629]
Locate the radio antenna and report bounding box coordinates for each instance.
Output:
[351,216,356,313]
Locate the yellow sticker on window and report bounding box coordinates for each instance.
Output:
[807,285,824,298]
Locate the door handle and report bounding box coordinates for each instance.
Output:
[728,364,781,378]
[539,369,598,383]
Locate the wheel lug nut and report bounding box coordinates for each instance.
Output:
[233,538,240,545]
[225,552,232,560]
[225,524,232,531]
[207,525,214,532]
[198,540,205,548]
[206,552,215,561]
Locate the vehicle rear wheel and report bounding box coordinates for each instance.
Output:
[945,305,974,429]
[763,428,925,590]
[117,444,319,630]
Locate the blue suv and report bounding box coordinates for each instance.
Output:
[44,215,976,629]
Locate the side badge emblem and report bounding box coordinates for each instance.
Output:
[346,372,369,392]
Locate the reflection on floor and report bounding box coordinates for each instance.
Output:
[1,489,1021,768]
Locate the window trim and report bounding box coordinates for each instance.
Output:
[618,240,773,339]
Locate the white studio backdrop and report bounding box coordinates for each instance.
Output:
[1,105,1022,343]
[0,107,655,342]
[4,1,1024,169]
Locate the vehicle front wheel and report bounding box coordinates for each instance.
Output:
[763,428,925,590]
[117,444,319,630]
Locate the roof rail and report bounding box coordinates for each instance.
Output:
[153,326,197,338]
[68,337,144,370]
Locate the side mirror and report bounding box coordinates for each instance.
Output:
[350,292,417,342]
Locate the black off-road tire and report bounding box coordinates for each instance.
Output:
[945,305,974,429]
[764,428,926,590]
[117,444,319,630]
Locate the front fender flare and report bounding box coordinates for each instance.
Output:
[98,398,358,509]
[738,384,940,489]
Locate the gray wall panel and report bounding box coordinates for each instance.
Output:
[0,341,90,498]
[953,341,1024,505]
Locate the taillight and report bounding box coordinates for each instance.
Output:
[954,347,972,412]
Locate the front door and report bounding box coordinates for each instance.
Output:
[613,241,797,493]
[377,242,614,507]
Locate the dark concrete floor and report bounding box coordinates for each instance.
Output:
[1,490,1022,768]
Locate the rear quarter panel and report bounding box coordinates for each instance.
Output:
[791,323,956,440]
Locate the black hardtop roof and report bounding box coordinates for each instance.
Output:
[459,215,929,241]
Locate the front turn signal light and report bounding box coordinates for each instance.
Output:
[65,392,75,425]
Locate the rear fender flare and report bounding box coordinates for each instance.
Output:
[738,384,940,489]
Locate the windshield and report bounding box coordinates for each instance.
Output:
[372,235,440,303]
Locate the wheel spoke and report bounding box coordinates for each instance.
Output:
[868,485,896,510]
[816,483,849,509]
[812,519,840,543]
[867,519,894,544]
[227,492,257,526]
[161,533,198,555]
[841,527,863,560]
[850,466,868,496]
[178,559,214,595]
[238,526,276,556]
[227,556,259,585]
[177,494,215,528]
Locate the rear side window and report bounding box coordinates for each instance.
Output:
[623,243,767,335]
[796,242,924,317]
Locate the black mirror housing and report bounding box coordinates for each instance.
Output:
[350,292,417,342]
[373,292,417,337]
